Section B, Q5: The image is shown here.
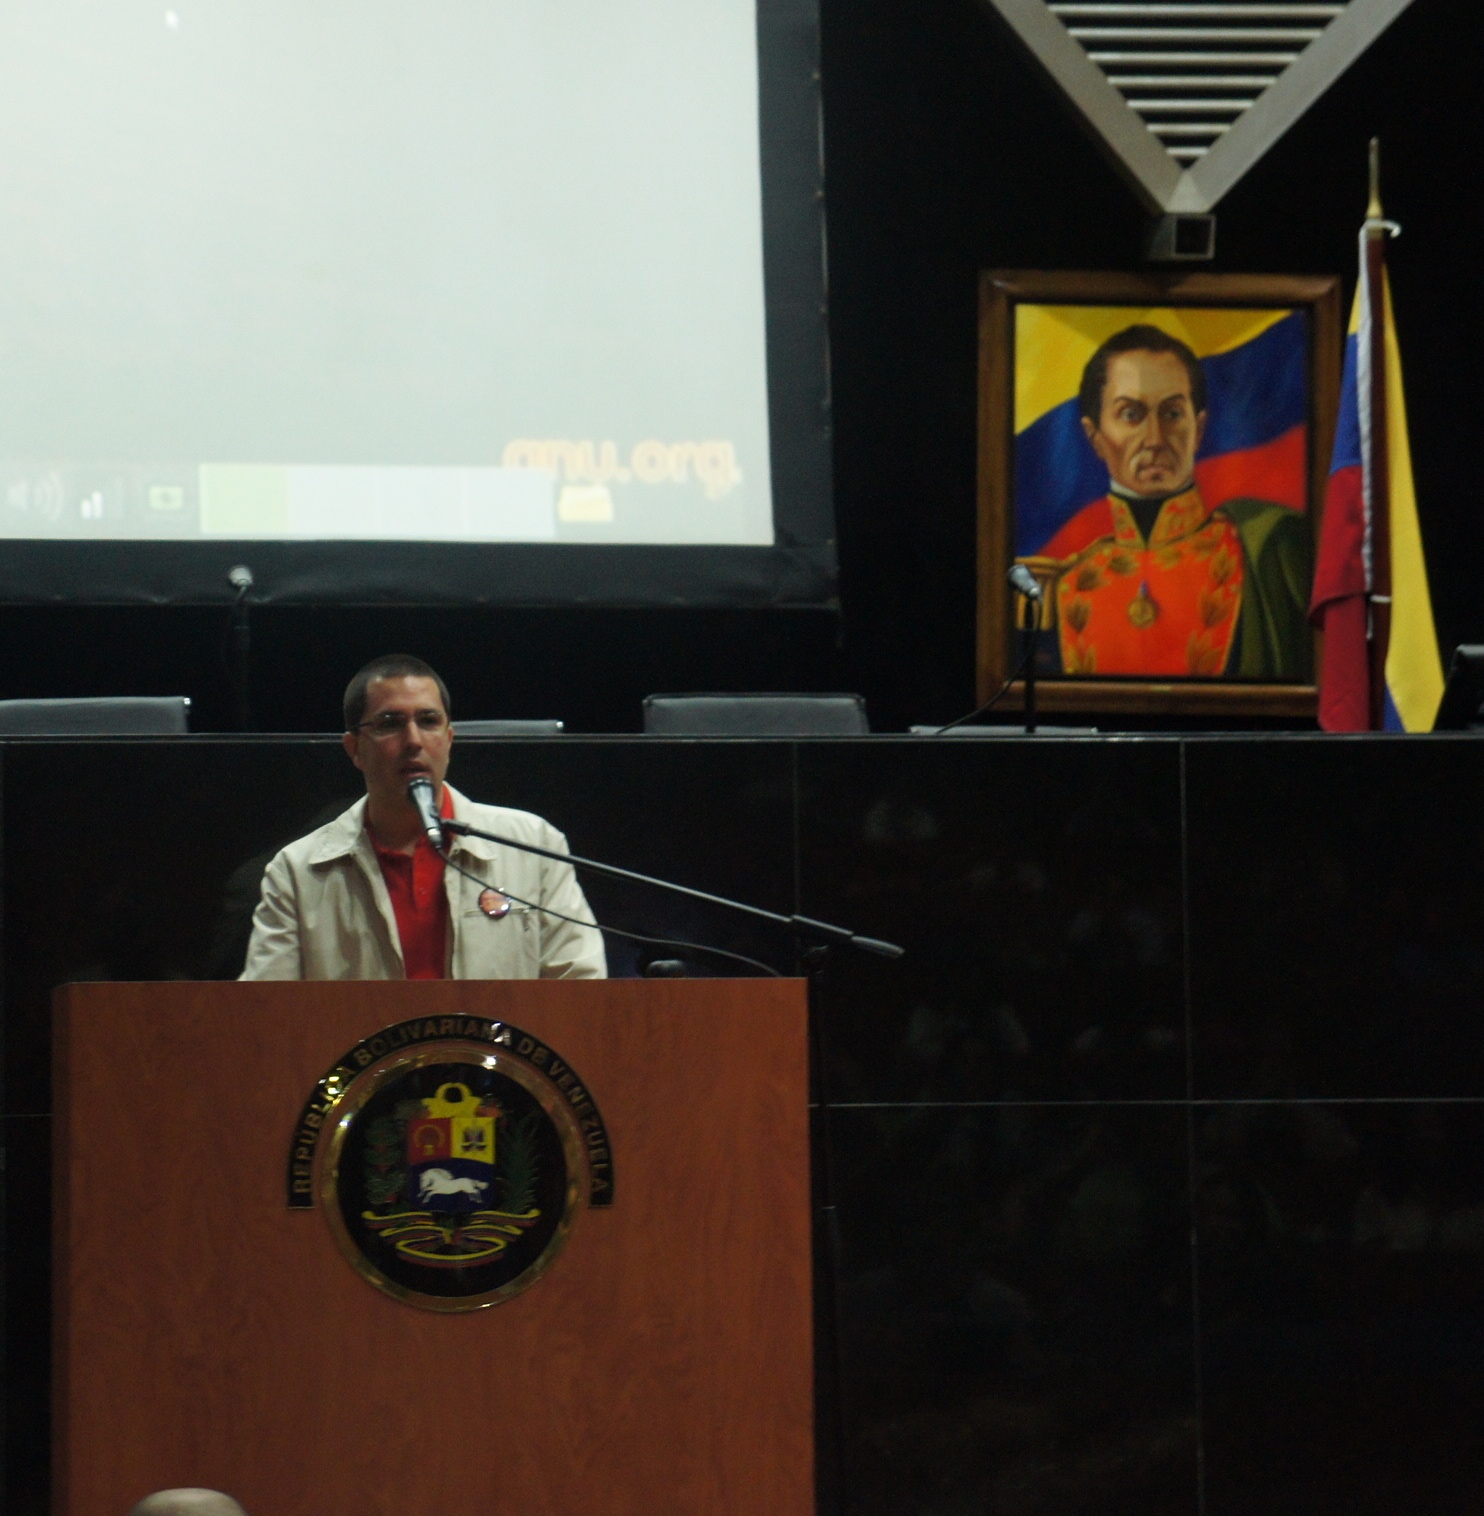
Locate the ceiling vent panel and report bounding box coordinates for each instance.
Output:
[985,0,1417,213]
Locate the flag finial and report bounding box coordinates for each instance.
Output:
[1367,137,1384,220]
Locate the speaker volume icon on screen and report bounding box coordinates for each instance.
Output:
[148,486,185,512]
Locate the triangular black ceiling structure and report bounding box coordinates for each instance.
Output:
[984,0,1417,213]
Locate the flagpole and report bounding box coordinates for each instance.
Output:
[1364,137,1392,729]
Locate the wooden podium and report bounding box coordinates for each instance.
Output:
[52,979,814,1516]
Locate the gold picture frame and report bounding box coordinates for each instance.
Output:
[977,270,1341,717]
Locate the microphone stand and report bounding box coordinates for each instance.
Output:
[438,817,905,962]
[1023,589,1038,736]
[438,812,901,1516]
[227,565,254,733]
[935,566,1044,736]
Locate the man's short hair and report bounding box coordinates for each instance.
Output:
[343,655,451,731]
[1078,324,1208,427]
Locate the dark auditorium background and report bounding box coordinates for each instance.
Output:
[0,0,1476,733]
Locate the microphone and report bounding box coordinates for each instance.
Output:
[1007,563,1043,601]
[406,777,445,851]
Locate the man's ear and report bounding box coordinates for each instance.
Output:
[1082,415,1110,468]
[1194,411,1208,450]
[341,730,363,770]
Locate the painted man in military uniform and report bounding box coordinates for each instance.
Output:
[1046,324,1311,679]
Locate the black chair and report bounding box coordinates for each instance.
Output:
[1432,645,1484,731]
[0,696,191,735]
[454,719,565,736]
[642,693,868,736]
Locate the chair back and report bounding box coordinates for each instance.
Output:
[0,696,190,735]
[642,693,868,736]
[454,719,565,736]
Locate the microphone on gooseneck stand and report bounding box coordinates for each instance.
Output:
[1012,566,1041,735]
[1007,562,1043,603]
[226,563,254,733]
[406,777,445,851]
[932,564,1044,734]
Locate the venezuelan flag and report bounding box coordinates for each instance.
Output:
[1310,253,1442,731]
[1014,305,1310,560]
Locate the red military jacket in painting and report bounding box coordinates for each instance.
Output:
[1054,486,1245,677]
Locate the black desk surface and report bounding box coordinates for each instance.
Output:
[7,734,1484,1514]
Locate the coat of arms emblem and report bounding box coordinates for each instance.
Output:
[291,1018,612,1311]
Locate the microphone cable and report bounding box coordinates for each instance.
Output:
[934,561,1043,735]
[933,644,1035,735]
[436,844,783,978]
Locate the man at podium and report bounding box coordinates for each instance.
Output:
[240,655,606,981]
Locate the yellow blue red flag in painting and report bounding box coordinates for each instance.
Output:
[1309,230,1443,731]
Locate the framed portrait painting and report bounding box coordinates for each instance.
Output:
[977,271,1341,716]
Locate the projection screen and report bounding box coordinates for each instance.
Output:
[0,0,833,605]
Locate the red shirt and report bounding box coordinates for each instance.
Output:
[370,787,454,980]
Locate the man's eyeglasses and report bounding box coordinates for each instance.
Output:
[353,710,450,738]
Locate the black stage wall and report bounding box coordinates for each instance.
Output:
[823,0,1484,730]
[0,0,1479,732]
[8,734,1484,1514]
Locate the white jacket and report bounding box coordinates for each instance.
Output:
[240,785,607,981]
